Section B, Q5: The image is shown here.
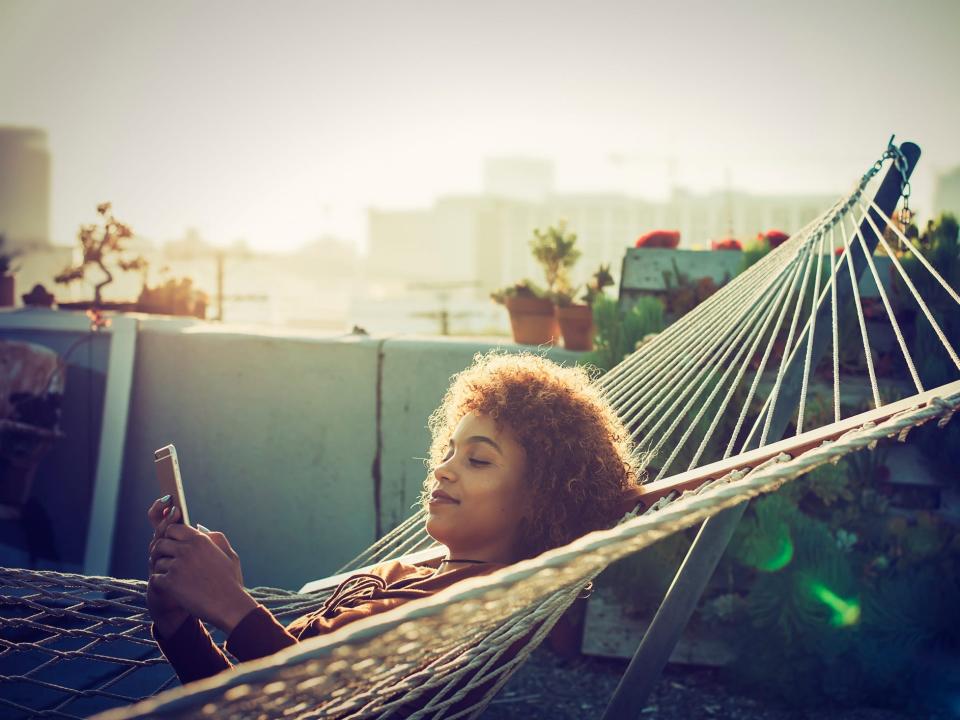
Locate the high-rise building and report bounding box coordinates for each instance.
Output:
[0,127,51,250]
[932,166,960,218]
[483,157,555,203]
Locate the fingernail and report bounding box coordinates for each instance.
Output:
[160,494,171,504]
[196,523,210,533]
[169,506,178,518]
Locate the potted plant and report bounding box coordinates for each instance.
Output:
[530,219,581,296]
[493,220,582,345]
[138,276,208,318]
[54,202,147,311]
[0,232,21,308]
[554,264,615,351]
[491,279,556,345]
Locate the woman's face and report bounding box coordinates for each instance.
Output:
[424,411,528,564]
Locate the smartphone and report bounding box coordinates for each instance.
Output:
[154,444,191,527]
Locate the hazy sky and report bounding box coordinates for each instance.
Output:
[2,0,958,252]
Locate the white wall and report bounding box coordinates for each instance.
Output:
[0,313,583,589]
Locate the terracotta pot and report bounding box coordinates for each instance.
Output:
[0,274,13,307]
[555,303,594,351]
[504,295,558,345]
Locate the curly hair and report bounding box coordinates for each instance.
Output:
[422,350,642,560]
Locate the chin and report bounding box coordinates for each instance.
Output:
[424,514,443,542]
[424,514,457,547]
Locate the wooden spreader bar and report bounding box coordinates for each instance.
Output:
[623,378,960,514]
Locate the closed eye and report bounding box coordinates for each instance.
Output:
[469,459,490,467]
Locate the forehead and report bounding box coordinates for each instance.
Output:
[452,411,498,437]
[450,411,520,453]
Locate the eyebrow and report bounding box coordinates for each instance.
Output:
[448,435,503,454]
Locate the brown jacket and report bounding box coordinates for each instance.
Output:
[152,558,506,686]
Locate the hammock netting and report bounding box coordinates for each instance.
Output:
[1,140,958,719]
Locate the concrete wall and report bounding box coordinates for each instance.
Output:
[0,310,581,590]
[110,321,382,590]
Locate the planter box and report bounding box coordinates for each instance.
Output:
[581,584,735,666]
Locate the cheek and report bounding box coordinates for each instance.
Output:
[482,477,527,524]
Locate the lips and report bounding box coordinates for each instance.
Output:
[430,489,460,504]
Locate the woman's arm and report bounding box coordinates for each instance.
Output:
[153,603,300,685]
[152,615,233,685]
[148,520,300,681]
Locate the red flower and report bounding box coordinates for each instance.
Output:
[86,308,112,331]
[710,237,742,251]
[635,230,681,249]
[764,230,789,248]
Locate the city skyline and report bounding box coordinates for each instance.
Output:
[2,0,958,252]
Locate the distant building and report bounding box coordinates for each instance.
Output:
[366,176,836,300]
[932,166,960,218]
[483,157,555,203]
[0,127,51,250]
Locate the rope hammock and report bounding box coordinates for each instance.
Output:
[1,139,958,720]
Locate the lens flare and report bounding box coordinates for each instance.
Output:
[757,534,794,572]
[809,581,861,626]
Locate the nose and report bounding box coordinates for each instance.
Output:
[433,456,457,484]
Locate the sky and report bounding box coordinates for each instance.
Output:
[1,0,958,253]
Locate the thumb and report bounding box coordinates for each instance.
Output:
[198,525,235,557]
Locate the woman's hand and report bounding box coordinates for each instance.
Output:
[149,522,258,635]
[146,496,190,638]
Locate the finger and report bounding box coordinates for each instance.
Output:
[148,534,167,562]
[147,495,173,529]
[153,556,174,574]
[150,538,181,562]
[158,505,181,537]
[206,531,238,558]
[164,522,201,542]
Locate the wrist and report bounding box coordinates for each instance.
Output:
[216,589,259,636]
[154,610,191,640]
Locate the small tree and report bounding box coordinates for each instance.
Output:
[581,263,615,306]
[529,220,581,296]
[54,202,147,306]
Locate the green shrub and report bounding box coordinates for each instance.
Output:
[717,442,960,712]
[893,213,960,483]
[741,236,772,271]
[581,295,665,373]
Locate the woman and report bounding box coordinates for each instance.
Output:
[147,351,641,685]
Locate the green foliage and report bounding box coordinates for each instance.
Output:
[601,530,694,614]
[741,236,771,271]
[137,276,207,317]
[581,263,615,306]
[489,278,547,305]
[718,441,960,712]
[580,295,664,373]
[891,213,960,483]
[660,258,719,317]
[529,220,581,295]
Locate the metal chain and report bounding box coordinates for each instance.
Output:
[806,136,912,247]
